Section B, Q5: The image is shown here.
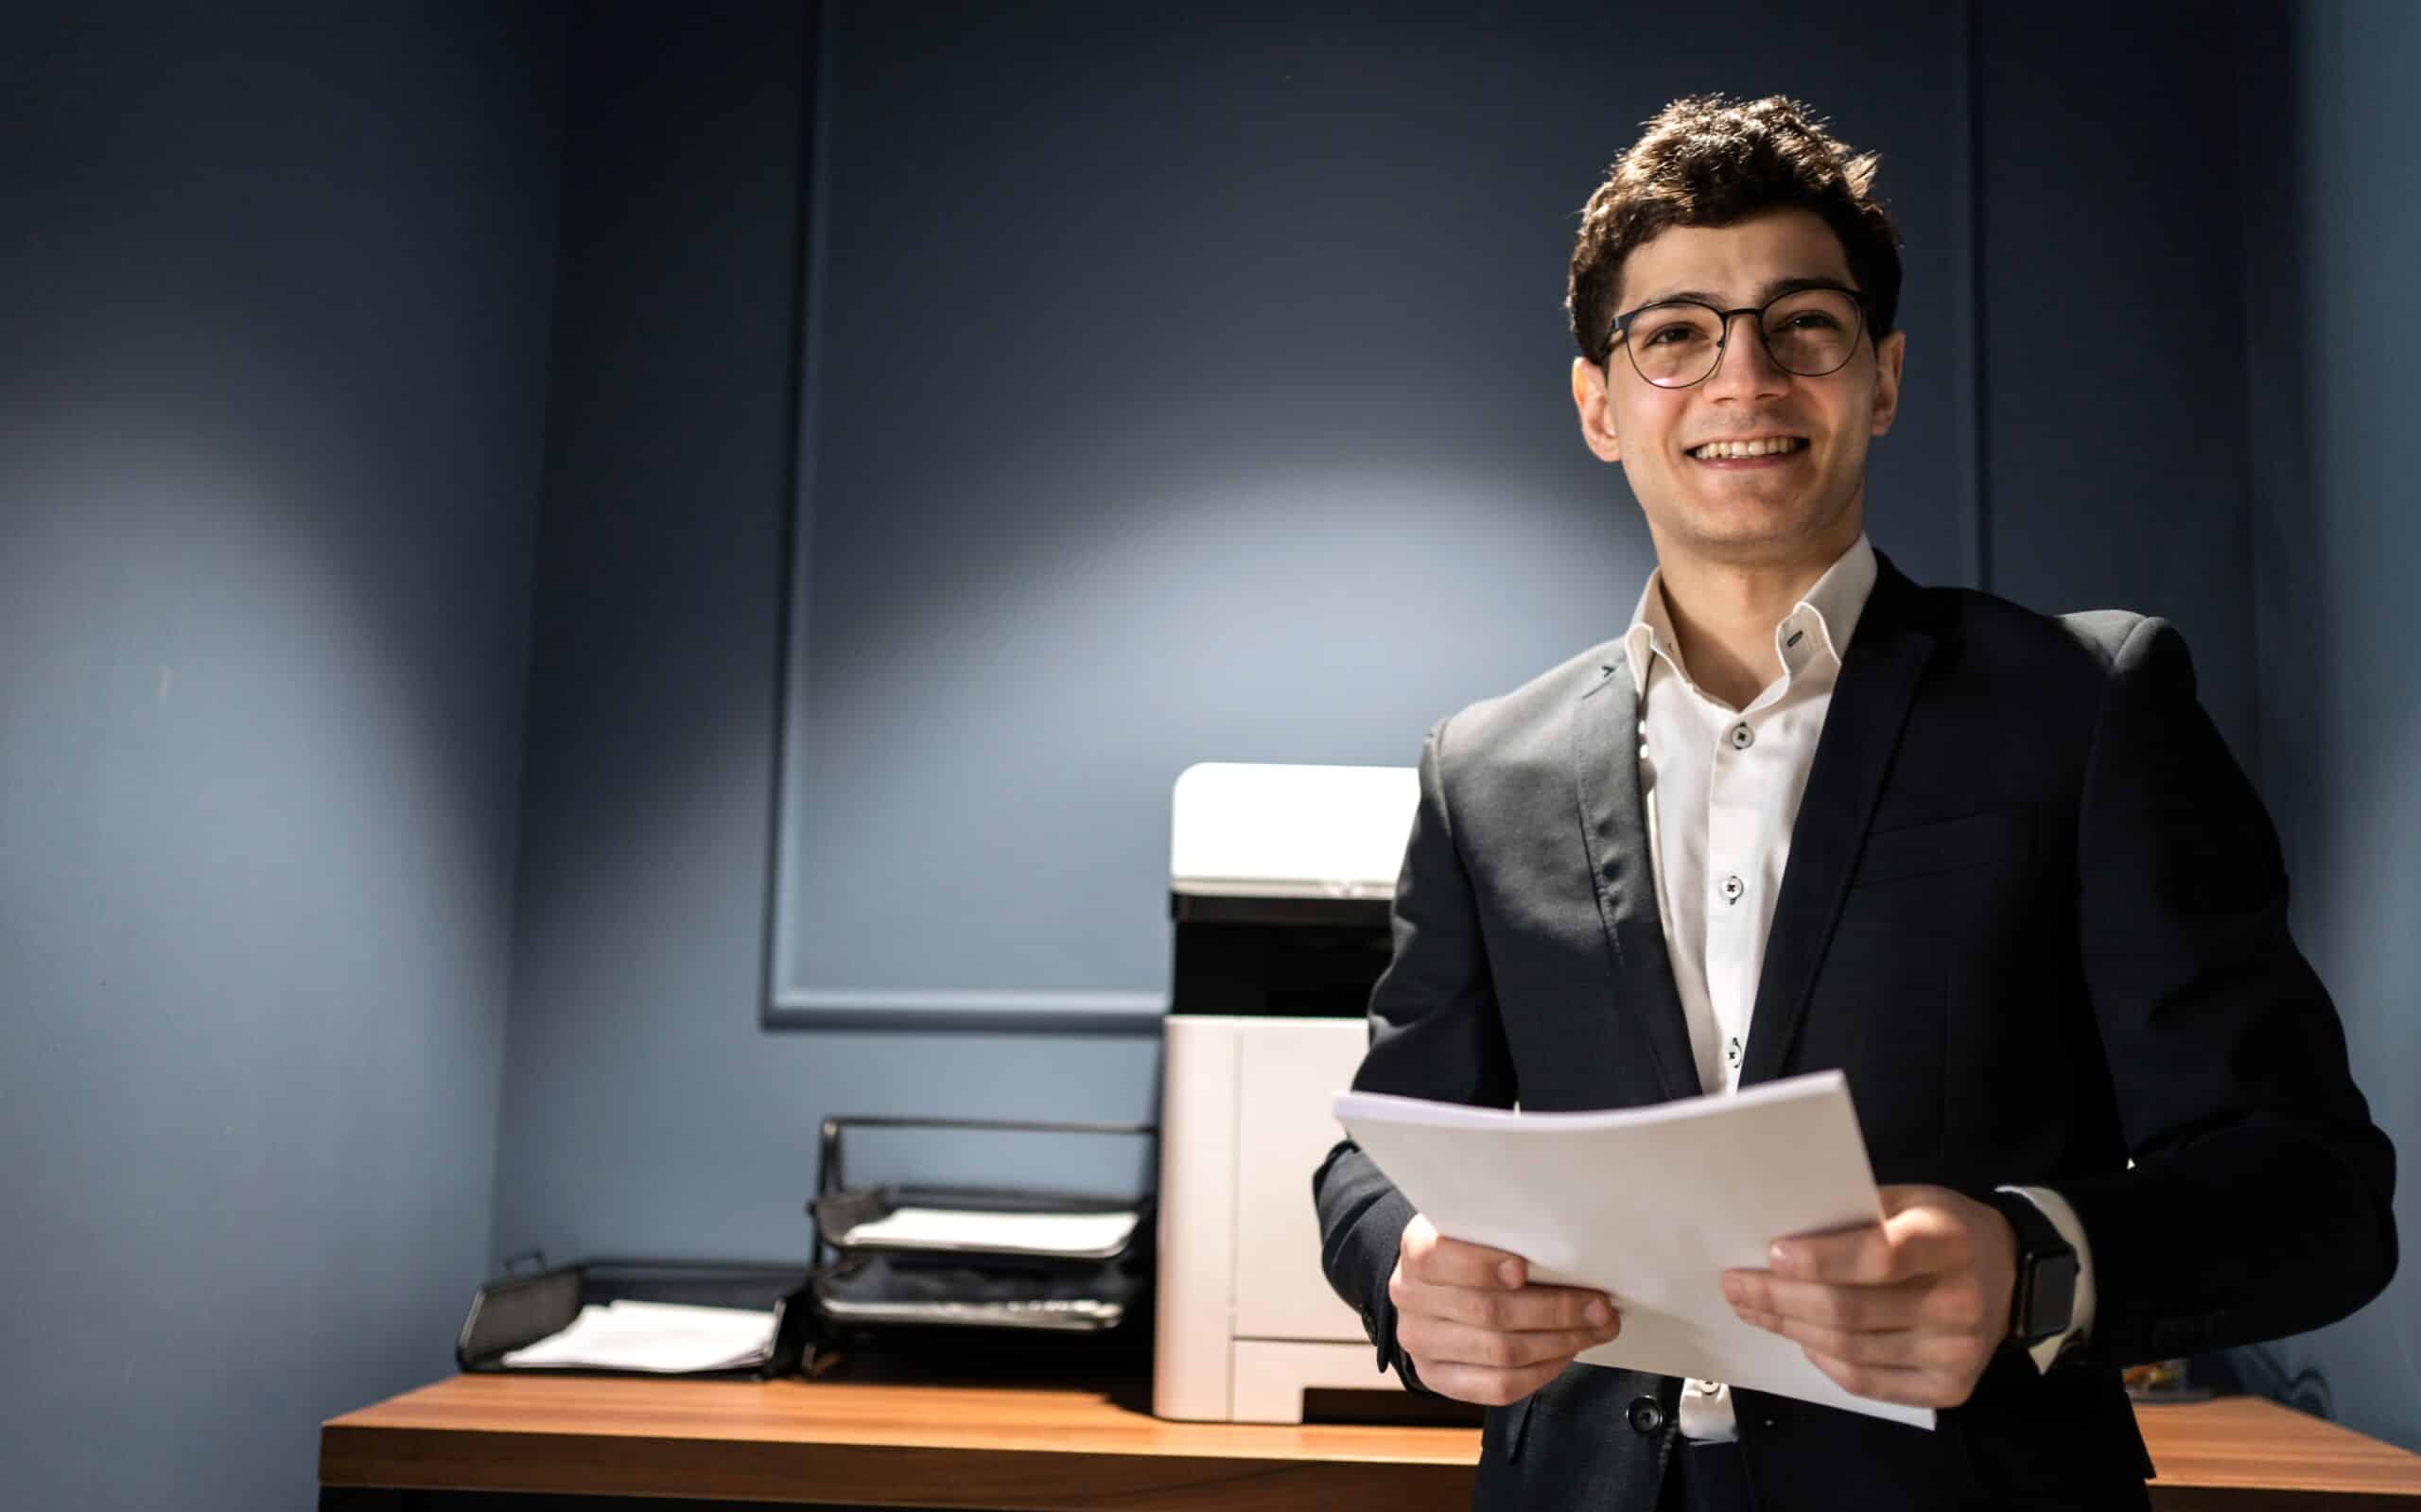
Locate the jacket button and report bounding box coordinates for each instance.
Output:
[1627,1396,1665,1435]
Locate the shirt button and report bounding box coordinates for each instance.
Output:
[1729,722,1754,750]
[1720,874,1745,905]
[1627,1396,1666,1435]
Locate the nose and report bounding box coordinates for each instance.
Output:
[1703,310,1790,399]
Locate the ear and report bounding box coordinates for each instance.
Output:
[1868,329,1907,438]
[1572,356,1623,462]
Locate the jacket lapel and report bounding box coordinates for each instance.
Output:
[1737,557,1940,1088]
[1573,655,1704,1104]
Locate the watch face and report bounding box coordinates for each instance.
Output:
[2025,1252,2081,1341]
[1992,1192,2081,1345]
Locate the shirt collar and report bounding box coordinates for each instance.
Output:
[1619,532,1878,695]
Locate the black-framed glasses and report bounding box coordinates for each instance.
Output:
[1604,283,1869,388]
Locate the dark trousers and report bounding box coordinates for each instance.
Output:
[1657,1437,1755,1512]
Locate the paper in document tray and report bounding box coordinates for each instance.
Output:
[812,1186,1141,1262]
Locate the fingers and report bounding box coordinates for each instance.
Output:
[1404,1221,1537,1290]
[1767,1223,1898,1285]
[1874,1203,1967,1277]
[1399,1312,1619,1373]
[1724,1204,2003,1413]
[1396,1297,1615,1408]
[1390,1215,1622,1408]
[1722,1265,1997,1413]
[1722,1271,1926,1333]
[1390,1283,1617,1409]
[1769,1189,1971,1285]
[1397,1214,1615,1330]
[1793,1348,1944,1408]
[1415,1355,1578,1408]
[1394,1269,1617,1332]
[1392,1214,1622,1409]
[1730,1309,1976,1372]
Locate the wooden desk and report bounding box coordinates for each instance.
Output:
[322,1373,2421,1510]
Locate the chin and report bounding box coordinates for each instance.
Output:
[1686,502,1822,541]
[1670,506,1842,563]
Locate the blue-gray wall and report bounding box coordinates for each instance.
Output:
[0,5,567,1508]
[1977,3,2261,759]
[2245,0,2421,1451]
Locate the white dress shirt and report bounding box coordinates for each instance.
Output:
[1617,534,2096,1442]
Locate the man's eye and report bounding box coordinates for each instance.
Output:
[1779,312,1843,331]
[1644,326,1703,347]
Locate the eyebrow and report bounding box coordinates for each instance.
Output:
[1629,275,1850,311]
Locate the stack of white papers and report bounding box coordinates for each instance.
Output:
[1333,1069,1933,1430]
[497,1300,778,1374]
[833,1206,1139,1259]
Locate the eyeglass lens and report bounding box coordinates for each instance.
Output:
[1626,288,1863,387]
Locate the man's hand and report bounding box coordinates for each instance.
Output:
[1388,1212,1622,1406]
[1721,1184,2017,1410]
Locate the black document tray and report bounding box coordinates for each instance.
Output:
[805,1117,1155,1348]
[809,1117,1156,1268]
[455,1257,815,1380]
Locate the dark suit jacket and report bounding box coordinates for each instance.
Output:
[1312,555,2396,1510]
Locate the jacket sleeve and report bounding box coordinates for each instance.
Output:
[2051,617,2397,1365]
[1311,716,1519,1385]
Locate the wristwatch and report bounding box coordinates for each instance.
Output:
[1985,1190,2079,1348]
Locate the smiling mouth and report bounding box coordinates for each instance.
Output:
[1688,436,1807,460]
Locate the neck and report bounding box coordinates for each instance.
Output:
[1652,531,1855,710]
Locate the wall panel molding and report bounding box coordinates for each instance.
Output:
[762,1,1967,1031]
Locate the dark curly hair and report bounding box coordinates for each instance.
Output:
[1567,95,1904,361]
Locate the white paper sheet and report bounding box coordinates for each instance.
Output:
[497,1300,777,1373]
[1332,1069,1934,1430]
[836,1206,1139,1258]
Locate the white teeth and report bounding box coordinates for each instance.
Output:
[1693,437,1804,459]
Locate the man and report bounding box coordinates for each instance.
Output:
[1311,95,2396,1511]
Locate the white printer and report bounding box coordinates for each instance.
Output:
[1153,762,1421,1423]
